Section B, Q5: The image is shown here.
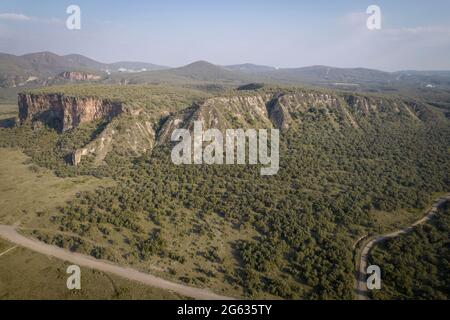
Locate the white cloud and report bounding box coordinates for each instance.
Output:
[0,12,62,25]
[0,13,32,21]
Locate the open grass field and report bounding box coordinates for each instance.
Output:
[0,104,16,119]
[0,104,17,129]
[0,87,22,105]
[0,148,113,227]
[24,84,209,113]
[0,238,184,299]
[0,148,194,300]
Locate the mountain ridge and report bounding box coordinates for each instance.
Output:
[2,51,450,90]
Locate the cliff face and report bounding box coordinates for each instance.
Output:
[58,71,102,81]
[72,113,156,165]
[17,89,433,166]
[18,93,124,132]
[158,91,429,143]
[17,92,162,165]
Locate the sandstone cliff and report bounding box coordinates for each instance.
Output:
[18,93,124,132]
[157,91,426,143]
[72,112,156,165]
[17,89,430,166]
[18,92,158,165]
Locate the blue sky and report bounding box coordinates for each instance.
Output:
[1,0,450,70]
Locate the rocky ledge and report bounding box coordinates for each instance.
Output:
[18,93,124,132]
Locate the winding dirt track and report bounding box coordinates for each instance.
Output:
[0,225,233,300]
[354,194,450,300]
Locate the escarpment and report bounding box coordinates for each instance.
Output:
[17,88,432,166]
[17,92,153,165]
[18,93,124,132]
[157,91,428,143]
[71,112,155,165]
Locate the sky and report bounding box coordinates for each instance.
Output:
[0,0,449,71]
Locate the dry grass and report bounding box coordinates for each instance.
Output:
[0,238,184,299]
[0,148,113,227]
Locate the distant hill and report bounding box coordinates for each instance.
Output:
[117,60,255,84]
[0,52,167,87]
[110,61,168,72]
[166,61,250,81]
[0,53,31,76]
[2,51,450,91]
[63,54,109,71]
[269,65,393,84]
[224,63,277,73]
[18,52,106,75]
[392,70,450,87]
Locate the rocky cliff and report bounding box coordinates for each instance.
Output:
[18,93,124,132]
[58,71,102,81]
[157,91,427,143]
[17,91,159,165]
[17,88,433,166]
[71,112,155,165]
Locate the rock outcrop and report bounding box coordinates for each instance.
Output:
[17,89,429,166]
[58,71,102,81]
[158,91,427,143]
[71,113,156,165]
[18,93,124,132]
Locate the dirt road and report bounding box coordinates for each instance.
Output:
[0,225,233,300]
[354,193,450,300]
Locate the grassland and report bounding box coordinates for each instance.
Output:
[0,104,17,129]
[0,148,185,299]
[0,238,184,299]
[0,148,113,227]
[0,87,22,104]
[24,84,209,112]
[1,83,448,300]
[0,104,16,119]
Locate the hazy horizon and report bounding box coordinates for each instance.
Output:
[4,50,450,73]
[1,0,450,71]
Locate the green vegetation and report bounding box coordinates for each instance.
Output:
[0,148,112,226]
[0,104,17,128]
[0,104,16,119]
[0,84,448,299]
[0,123,113,177]
[370,202,450,300]
[25,84,209,112]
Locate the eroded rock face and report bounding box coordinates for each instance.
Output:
[17,89,429,166]
[157,91,427,144]
[71,113,156,166]
[17,92,159,166]
[18,93,124,132]
[58,71,102,81]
